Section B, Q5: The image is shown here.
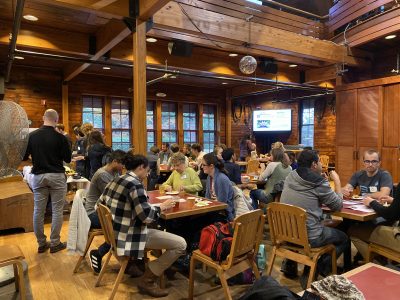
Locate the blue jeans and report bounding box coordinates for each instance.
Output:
[88,211,111,258]
[309,226,351,275]
[250,189,272,209]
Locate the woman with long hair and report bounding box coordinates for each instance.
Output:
[87,130,111,179]
[250,148,292,208]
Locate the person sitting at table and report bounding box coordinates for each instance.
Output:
[99,153,186,297]
[213,145,224,161]
[162,153,203,195]
[342,149,393,198]
[182,143,195,160]
[86,150,125,274]
[202,153,235,221]
[159,142,172,165]
[222,148,241,185]
[249,148,292,208]
[167,143,188,170]
[287,151,298,170]
[348,186,400,262]
[280,150,350,289]
[190,143,206,170]
[146,146,160,191]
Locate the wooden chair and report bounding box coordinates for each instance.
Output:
[189,210,266,300]
[73,228,103,273]
[0,245,26,300]
[95,204,130,300]
[319,155,329,174]
[266,203,337,289]
[246,159,260,175]
[367,243,400,264]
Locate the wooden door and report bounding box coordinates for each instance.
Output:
[336,89,357,183]
[381,84,400,182]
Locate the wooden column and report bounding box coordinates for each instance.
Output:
[104,96,112,146]
[132,20,147,155]
[225,89,232,147]
[198,104,204,147]
[61,83,69,131]
[156,100,162,146]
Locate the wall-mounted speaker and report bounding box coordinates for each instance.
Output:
[259,58,278,74]
[168,40,193,57]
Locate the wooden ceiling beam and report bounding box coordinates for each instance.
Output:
[152,2,369,66]
[305,65,337,84]
[63,19,130,81]
[139,0,171,22]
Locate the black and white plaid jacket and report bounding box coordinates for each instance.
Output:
[99,171,161,257]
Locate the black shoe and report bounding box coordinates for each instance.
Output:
[281,259,298,279]
[38,242,50,253]
[50,242,66,253]
[299,266,311,290]
[89,250,102,273]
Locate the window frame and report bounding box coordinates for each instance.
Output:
[202,104,217,153]
[110,96,131,151]
[182,103,198,144]
[81,95,104,132]
[161,101,178,144]
[146,101,156,151]
[300,99,315,148]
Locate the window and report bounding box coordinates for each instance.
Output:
[183,104,197,144]
[146,101,156,151]
[203,105,216,153]
[161,102,177,143]
[111,97,131,151]
[82,95,104,131]
[300,99,315,148]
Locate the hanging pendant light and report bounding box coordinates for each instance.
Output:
[239,16,257,75]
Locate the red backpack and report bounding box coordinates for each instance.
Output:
[199,222,234,262]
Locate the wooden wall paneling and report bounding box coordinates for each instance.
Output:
[198,104,204,147]
[381,147,399,183]
[156,100,162,146]
[383,84,400,147]
[337,145,356,184]
[225,90,232,147]
[216,102,221,145]
[177,102,183,146]
[61,83,69,128]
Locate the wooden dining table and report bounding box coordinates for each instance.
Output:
[323,199,377,222]
[147,190,227,220]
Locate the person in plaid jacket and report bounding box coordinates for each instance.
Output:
[100,153,187,297]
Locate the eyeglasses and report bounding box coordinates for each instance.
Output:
[363,160,379,165]
[202,164,210,167]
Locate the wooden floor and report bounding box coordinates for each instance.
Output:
[0,220,302,300]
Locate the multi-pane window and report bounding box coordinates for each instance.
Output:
[300,99,315,148]
[82,95,104,131]
[161,102,177,143]
[203,105,216,153]
[111,98,131,151]
[183,104,197,144]
[146,101,156,151]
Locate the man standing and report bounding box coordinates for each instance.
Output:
[23,109,72,253]
[100,154,186,297]
[280,150,350,289]
[342,149,392,198]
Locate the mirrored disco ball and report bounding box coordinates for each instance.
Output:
[239,55,257,74]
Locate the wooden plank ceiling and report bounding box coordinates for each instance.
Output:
[0,0,370,87]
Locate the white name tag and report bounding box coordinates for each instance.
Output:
[369,186,378,193]
[181,174,187,179]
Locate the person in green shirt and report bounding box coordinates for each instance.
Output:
[162,153,203,195]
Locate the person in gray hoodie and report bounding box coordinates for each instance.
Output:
[280,150,350,289]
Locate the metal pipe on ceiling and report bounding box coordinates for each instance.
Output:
[272,92,334,103]
[14,48,332,92]
[5,0,26,83]
[261,0,329,20]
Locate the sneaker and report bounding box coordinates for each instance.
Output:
[38,242,50,253]
[89,250,102,274]
[50,242,66,253]
[280,259,298,279]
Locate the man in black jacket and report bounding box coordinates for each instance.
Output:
[24,109,71,253]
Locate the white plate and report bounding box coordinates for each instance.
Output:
[166,191,179,195]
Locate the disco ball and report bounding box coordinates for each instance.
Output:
[239,55,257,74]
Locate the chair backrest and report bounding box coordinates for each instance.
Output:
[225,209,265,267]
[246,159,260,174]
[97,203,118,255]
[319,155,329,169]
[267,202,311,255]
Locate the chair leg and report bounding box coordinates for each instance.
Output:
[331,249,337,274]
[266,247,277,275]
[16,261,26,300]
[250,259,261,280]
[217,269,232,300]
[73,232,96,273]
[13,263,19,291]
[202,263,207,273]
[307,263,317,289]
[188,255,196,300]
[108,258,129,300]
[96,251,112,287]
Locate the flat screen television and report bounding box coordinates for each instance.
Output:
[253,109,292,132]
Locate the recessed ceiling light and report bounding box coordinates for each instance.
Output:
[146,37,157,43]
[229,53,238,57]
[14,56,24,60]
[156,92,166,97]
[289,64,298,68]
[222,82,228,85]
[23,15,38,21]
[385,34,396,40]
[102,66,111,70]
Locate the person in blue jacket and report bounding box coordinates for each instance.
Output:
[202,153,235,221]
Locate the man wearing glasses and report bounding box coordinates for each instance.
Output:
[342,149,393,198]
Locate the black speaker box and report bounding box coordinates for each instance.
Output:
[168,40,193,57]
[299,70,306,84]
[259,59,278,74]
